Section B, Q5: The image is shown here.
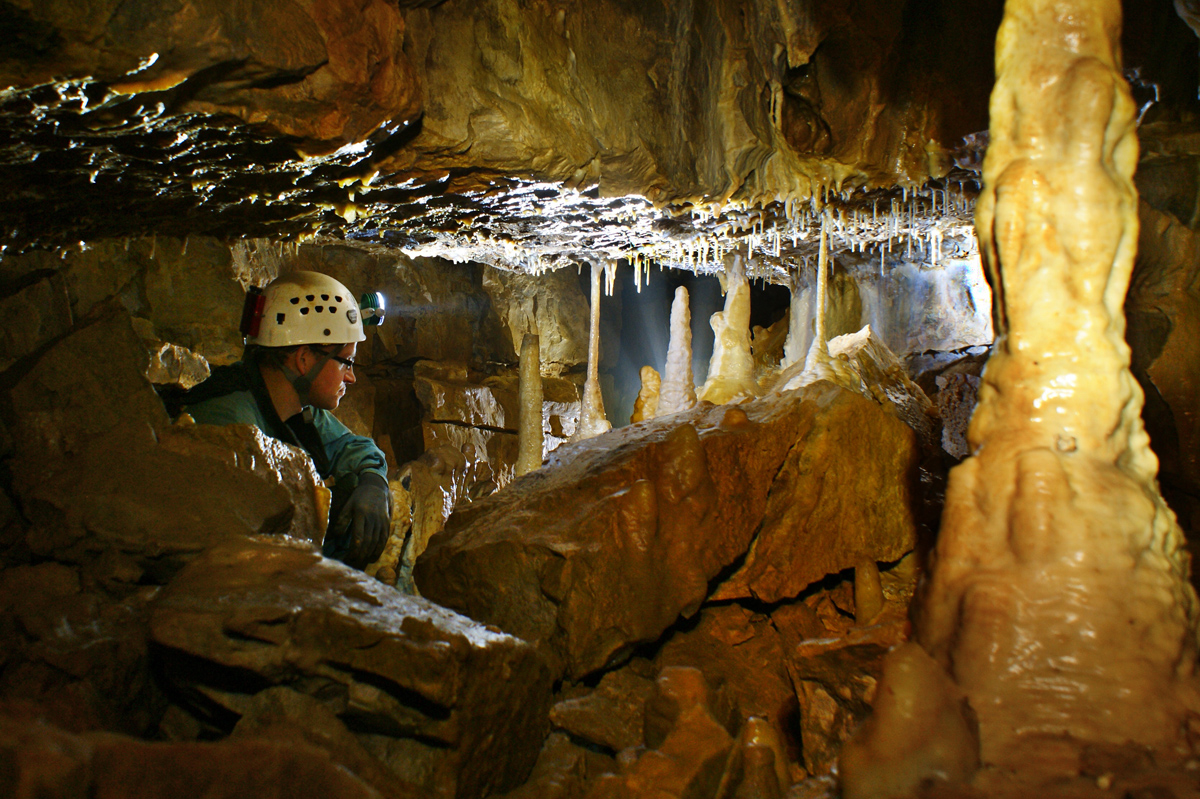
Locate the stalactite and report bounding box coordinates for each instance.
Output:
[515,333,543,476]
[842,0,1200,793]
[657,285,697,416]
[574,261,612,440]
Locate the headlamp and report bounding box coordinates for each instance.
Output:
[359,292,386,327]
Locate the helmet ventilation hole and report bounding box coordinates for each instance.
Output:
[323,329,331,336]
[276,313,285,324]
[290,297,300,305]
[321,294,329,301]
[300,307,309,315]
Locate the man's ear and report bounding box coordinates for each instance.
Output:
[291,345,311,376]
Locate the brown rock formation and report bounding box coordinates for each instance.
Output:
[416,383,918,680]
[150,538,554,799]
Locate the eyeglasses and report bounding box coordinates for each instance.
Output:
[311,347,356,372]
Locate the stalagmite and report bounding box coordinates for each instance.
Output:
[630,365,660,423]
[574,261,612,440]
[515,333,544,476]
[698,251,758,404]
[657,286,697,416]
[843,0,1200,792]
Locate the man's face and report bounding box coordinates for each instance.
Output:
[304,342,357,410]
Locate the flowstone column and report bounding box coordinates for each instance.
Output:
[843,0,1199,789]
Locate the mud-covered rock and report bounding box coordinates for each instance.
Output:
[150,539,553,799]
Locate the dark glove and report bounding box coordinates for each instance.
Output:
[334,472,391,569]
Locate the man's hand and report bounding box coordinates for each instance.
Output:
[335,472,391,568]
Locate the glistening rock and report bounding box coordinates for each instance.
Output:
[416,382,920,680]
[149,539,553,799]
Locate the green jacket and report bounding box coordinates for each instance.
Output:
[179,359,388,488]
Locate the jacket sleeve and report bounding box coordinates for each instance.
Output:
[313,409,389,484]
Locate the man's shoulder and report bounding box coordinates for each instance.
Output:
[184,383,263,427]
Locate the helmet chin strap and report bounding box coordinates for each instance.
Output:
[281,347,335,409]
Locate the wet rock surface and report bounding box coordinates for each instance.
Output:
[417,383,919,680]
[150,538,554,799]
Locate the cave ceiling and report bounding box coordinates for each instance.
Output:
[0,0,1195,278]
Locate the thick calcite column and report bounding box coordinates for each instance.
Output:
[861,0,1200,778]
[575,261,612,440]
[699,251,758,404]
[658,286,697,416]
[515,333,543,475]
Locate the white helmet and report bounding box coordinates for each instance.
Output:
[243,271,366,347]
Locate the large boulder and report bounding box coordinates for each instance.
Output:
[18,420,326,565]
[711,388,919,604]
[150,539,553,799]
[416,383,920,680]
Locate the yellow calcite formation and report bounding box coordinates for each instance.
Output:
[516,333,544,475]
[699,252,758,405]
[847,0,1200,787]
[658,286,698,416]
[575,261,612,440]
[631,365,661,423]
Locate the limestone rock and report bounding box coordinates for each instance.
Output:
[144,341,211,390]
[654,604,799,772]
[293,249,515,367]
[712,387,919,604]
[0,564,162,736]
[231,687,419,799]
[1127,201,1200,499]
[550,668,658,753]
[2,0,420,154]
[18,419,325,563]
[0,272,72,373]
[415,389,810,680]
[586,671,734,799]
[936,372,981,461]
[483,267,590,374]
[787,622,907,776]
[8,310,168,486]
[498,732,594,799]
[150,539,553,799]
[0,712,388,799]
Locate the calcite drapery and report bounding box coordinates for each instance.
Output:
[844,0,1200,790]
